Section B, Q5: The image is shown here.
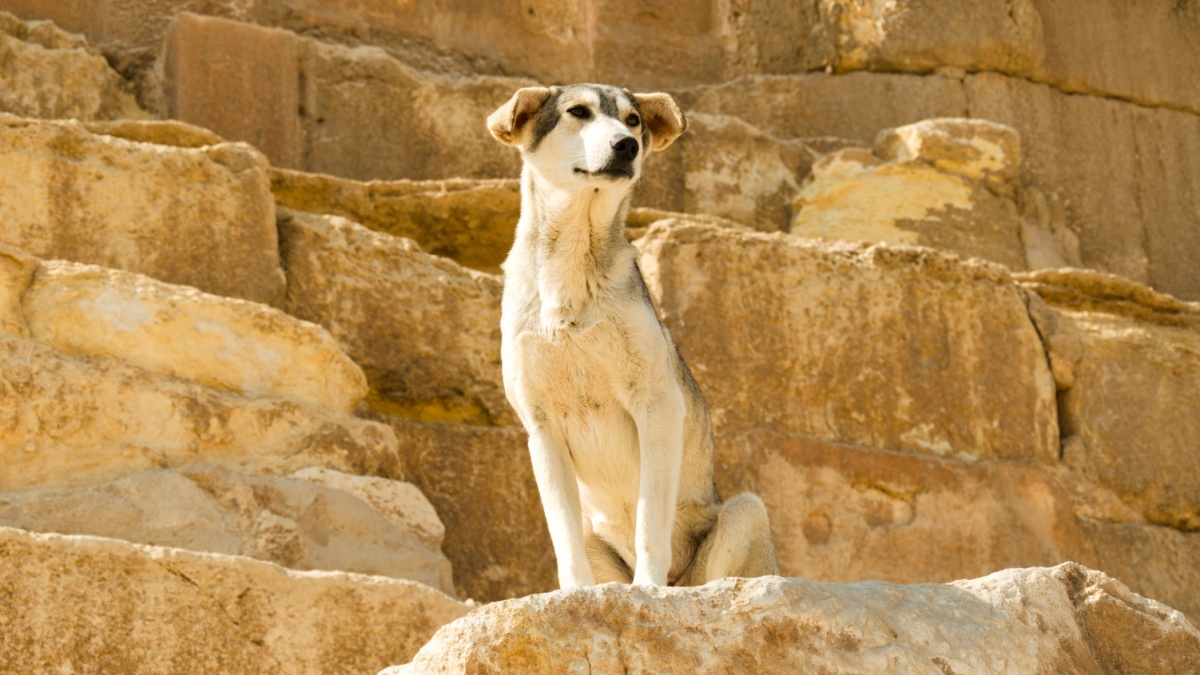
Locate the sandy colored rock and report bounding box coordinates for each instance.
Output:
[373,415,556,603]
[873,117,1022,186]
[791,146,1027,270]
[1018,269,1200,531]
[0,526,469,674]
[291,466,446,550]
[387,564,1200,674]
[0,11,143,120]
[271,169,521,274]
[965,73,1200,301]
[0,464,454,593]
[637,221,1057,462]
[0,245,35,337]
[15,259,367,412]
[0,336,398,493]
[0,114,285,305]
[279,210,511,426]
[1080,518,1200,627]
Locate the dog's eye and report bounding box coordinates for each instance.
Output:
[626,114,640,127]
[567,106,591,119]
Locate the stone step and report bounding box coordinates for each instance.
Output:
[385,563,1200,674]
[0,463,455,595]
[0,526,470,673]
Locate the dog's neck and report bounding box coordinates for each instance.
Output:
[514,163,635,330]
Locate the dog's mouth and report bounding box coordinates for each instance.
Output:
[574,165,635,180]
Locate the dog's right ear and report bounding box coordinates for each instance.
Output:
[488,87,553,146]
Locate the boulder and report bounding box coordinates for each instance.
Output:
[0,464,454,594]
[271,169,520,274]
[1019,268,1200,531]
[636,221,1058,462]
[387,564,1200,674]
[0,114,285,305]
[14,257,367,413]
[0,527,470,674]
[378,415,557,603]
[0,11,143,120]
[0,336,398,493]
[279,210,511,426]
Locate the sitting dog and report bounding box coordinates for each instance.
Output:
[488,83,779,588]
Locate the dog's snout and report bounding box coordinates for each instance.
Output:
[611,135,639,162]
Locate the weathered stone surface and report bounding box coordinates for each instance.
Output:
[15,259,367,412]
[279,210,511,426]
[387,564,1200,675]
[0,114,285,305]
[272,169,520,274]
[637,221,1058,462]
[791,146,1027,271]
[965,73,1200,301]
[1019,269,1200,532]
[0,464,454,593]
[1080,518,1200,627]
[290,466,446,551]
[638,113,813,232]
[373,415,556,603]
[0,526,470,674]
[0,336,398,493]
[163,13,530,181]
[873,117,1021,186]
[0,11,143,120]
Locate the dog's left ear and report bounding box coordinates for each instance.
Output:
[488,87,553,146]
[632,93,688,152]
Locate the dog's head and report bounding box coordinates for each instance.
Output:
[488,83,687,188]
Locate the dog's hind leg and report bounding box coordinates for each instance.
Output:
[687,493,780,584]
[584,528,634,584]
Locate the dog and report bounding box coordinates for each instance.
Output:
[488,83,779,588]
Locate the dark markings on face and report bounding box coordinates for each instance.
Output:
[528,87,564,151]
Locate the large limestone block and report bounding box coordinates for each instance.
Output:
[163,13,530,181]
[376,415,556,603]
[17,259,367,412]
[271,169,521,274]
[0,464,454,594]
[0,114,286,305]
[792,126,1027,270]
[1020,269,1200,531]
[387,564,1200,674]
[637,221,1058,462]
[965,73,1200,301]
[0,337,398,493]
[0,527,470,674]
[279,210,511,426]
[0,11,143,120]
[1081,518,1200,628]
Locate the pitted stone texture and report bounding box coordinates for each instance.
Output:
[0,465,454,594]
[637,221,1057,462]
[0,114,285,305]
[386,564,1200,674]
[0,337,398,494]
[0,527,469,674]
[17,259,367,413]
[0,11,143,120]
[279,210,511,426]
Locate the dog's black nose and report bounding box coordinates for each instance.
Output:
[611,135,639,162]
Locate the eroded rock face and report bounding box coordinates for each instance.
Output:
[1019,268,1200,532]
[0,464,454,594]
[637,221,1058,462]
[0,337,398,493]
[279,210,511,426]
[0,527,470,674]
[0,11,143,120]
[386,564,1200,674]
[16,258,367,413]
[0,114,285,305]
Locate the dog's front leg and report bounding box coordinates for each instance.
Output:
[527,428,595,588]
[632,393,685,586]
